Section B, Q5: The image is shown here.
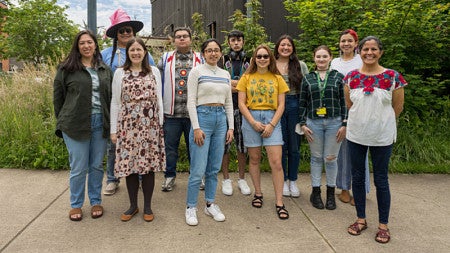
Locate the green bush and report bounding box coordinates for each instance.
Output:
[391,74,450,173]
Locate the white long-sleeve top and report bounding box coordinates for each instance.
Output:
[110,66,164,134]
[187,64,233,130]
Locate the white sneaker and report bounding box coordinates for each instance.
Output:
[199,177,205,190]
[162,177,175,192]
[290,180,300,197]
[185,207,198,226]
[237,179,251,195]
[103,182,119,195]
[283,181,291,196]
[204,203,225,222]
[222,179,233,196]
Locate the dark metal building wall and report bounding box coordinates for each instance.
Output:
[151,0,299,43]
[152,0,241,42]
[260,0,299,41]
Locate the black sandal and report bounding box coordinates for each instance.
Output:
[252,195,263,208]
[276,205,289,220]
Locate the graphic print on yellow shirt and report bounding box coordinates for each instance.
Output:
[237,72,289,110]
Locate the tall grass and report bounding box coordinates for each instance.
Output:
[392,110,450,173]
[0,65,68,169]
[0,66,448,173]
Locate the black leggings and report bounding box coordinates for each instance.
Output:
[124,172,155,215]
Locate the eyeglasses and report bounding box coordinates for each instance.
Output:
[175,34,190,39]
[256,54,270,59]
[204,48,221,54]
[118,27,132,34]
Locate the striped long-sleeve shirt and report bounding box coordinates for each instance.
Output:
[187,64,233,130]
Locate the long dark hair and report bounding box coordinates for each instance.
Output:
[61,30,102,72]
[274,35,303,92]
[109,38,118,66]
[245,44,280,75]
[122,37,152,75]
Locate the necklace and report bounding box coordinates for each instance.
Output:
[316,70,327,79]
[206,65,218,74]
[277,61,289,74]
[130,66,142,73]
[315,70,329,100]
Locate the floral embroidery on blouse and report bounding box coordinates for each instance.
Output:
[345,69,407,95]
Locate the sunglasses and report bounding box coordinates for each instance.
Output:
[118,27,133,34]
[256,54,270,59]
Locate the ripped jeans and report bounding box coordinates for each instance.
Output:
[306,117,342,187]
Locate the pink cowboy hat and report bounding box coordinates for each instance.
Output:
[105,8,144,38]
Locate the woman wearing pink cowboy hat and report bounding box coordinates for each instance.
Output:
[101,8,156,197]
[102,8,155,73]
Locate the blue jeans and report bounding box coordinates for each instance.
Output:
[336,139,370,192]
[163,117,191,178]
[186,106,227,208]
[349,140,392,224]
[281,95,301,181]
[63,113,107,208]
[307,117,342,187]
[106,139,118,184]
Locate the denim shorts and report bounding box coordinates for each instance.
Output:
[241,110,284,147]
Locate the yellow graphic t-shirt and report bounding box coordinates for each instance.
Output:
[236,72,289,110]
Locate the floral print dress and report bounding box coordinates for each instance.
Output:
[115,71,166,177]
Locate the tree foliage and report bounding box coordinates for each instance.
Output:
[190,12,209,52]
[284,0,449,169]
[283,0,449,111]
[284,0,449,78]
[0,0,79,66]
[226,0,269,55]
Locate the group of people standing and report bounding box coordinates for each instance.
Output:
[53,8,407,244]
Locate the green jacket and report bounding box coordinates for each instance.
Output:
[53,62,112,140]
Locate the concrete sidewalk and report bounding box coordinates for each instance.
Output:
[0,169,449,253]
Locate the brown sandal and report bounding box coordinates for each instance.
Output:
[69,208,82,221]
[348,220,367,235]
[91,205,103,219]
[375,227,390,243]
[143,213,154,222]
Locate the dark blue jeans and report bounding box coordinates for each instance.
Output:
[163,117,191,178]
[281,95,301,181]
[349,140,392,224]
[106,140,118,184]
